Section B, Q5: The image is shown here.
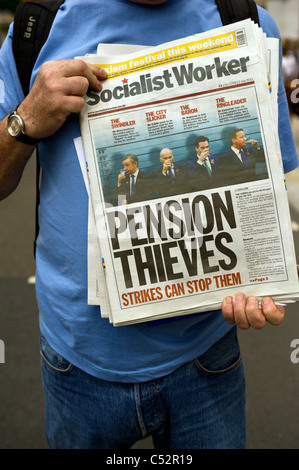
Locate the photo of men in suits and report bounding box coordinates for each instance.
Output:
[188,136,219,192]
[215,128,268,185]
[116,153,150,205]
[152,148,187,198]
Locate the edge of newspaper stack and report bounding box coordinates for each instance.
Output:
[77,19,299,326]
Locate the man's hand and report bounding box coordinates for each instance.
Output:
[198,148,209,163]
[118,172,126,185]
[222,293,285,329]
[248,138,260,149]
[18,59,106,140]
[0,59,107,200]
[162,159,172,174]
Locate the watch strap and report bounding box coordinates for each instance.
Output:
[15,133,41,146]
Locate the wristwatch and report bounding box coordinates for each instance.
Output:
[7,105,41,145]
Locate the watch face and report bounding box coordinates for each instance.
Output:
[8,114,23,138]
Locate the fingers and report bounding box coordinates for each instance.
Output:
[73,60,107,92]
[21,59,107,139]
[222,292,285,329]
[39,59,106,95]
[89,63,107,90]
[56,59,106,92]
[200,149,209,161]
[118,172,125,184]
[261,297,285,326]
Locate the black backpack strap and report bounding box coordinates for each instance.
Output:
[12,0,65,96]
[216,0,260,26]
[12,0,65,257]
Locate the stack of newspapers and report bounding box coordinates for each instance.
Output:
[76,19,299,326]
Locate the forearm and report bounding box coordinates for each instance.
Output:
[0,116,35,200]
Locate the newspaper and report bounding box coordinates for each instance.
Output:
[77,19,299,326]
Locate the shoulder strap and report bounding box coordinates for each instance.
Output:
[12,0,65,258]
[216,0,260,26]
[12,0,65,96]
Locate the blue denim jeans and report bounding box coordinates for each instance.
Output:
[40,327,246,449]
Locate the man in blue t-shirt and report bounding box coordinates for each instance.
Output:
[0,0,297,449]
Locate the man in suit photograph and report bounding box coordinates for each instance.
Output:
[116,153,150,204]
[188,136,219,192]
[152,147,187,198]
[216,128,268,186]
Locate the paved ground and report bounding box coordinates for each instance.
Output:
[1,117,299,449]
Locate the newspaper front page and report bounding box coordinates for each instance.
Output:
[78,19,299,325]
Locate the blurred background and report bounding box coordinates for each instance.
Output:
[1,0,299,450]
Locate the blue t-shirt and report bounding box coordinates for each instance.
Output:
[1,0,298,382]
